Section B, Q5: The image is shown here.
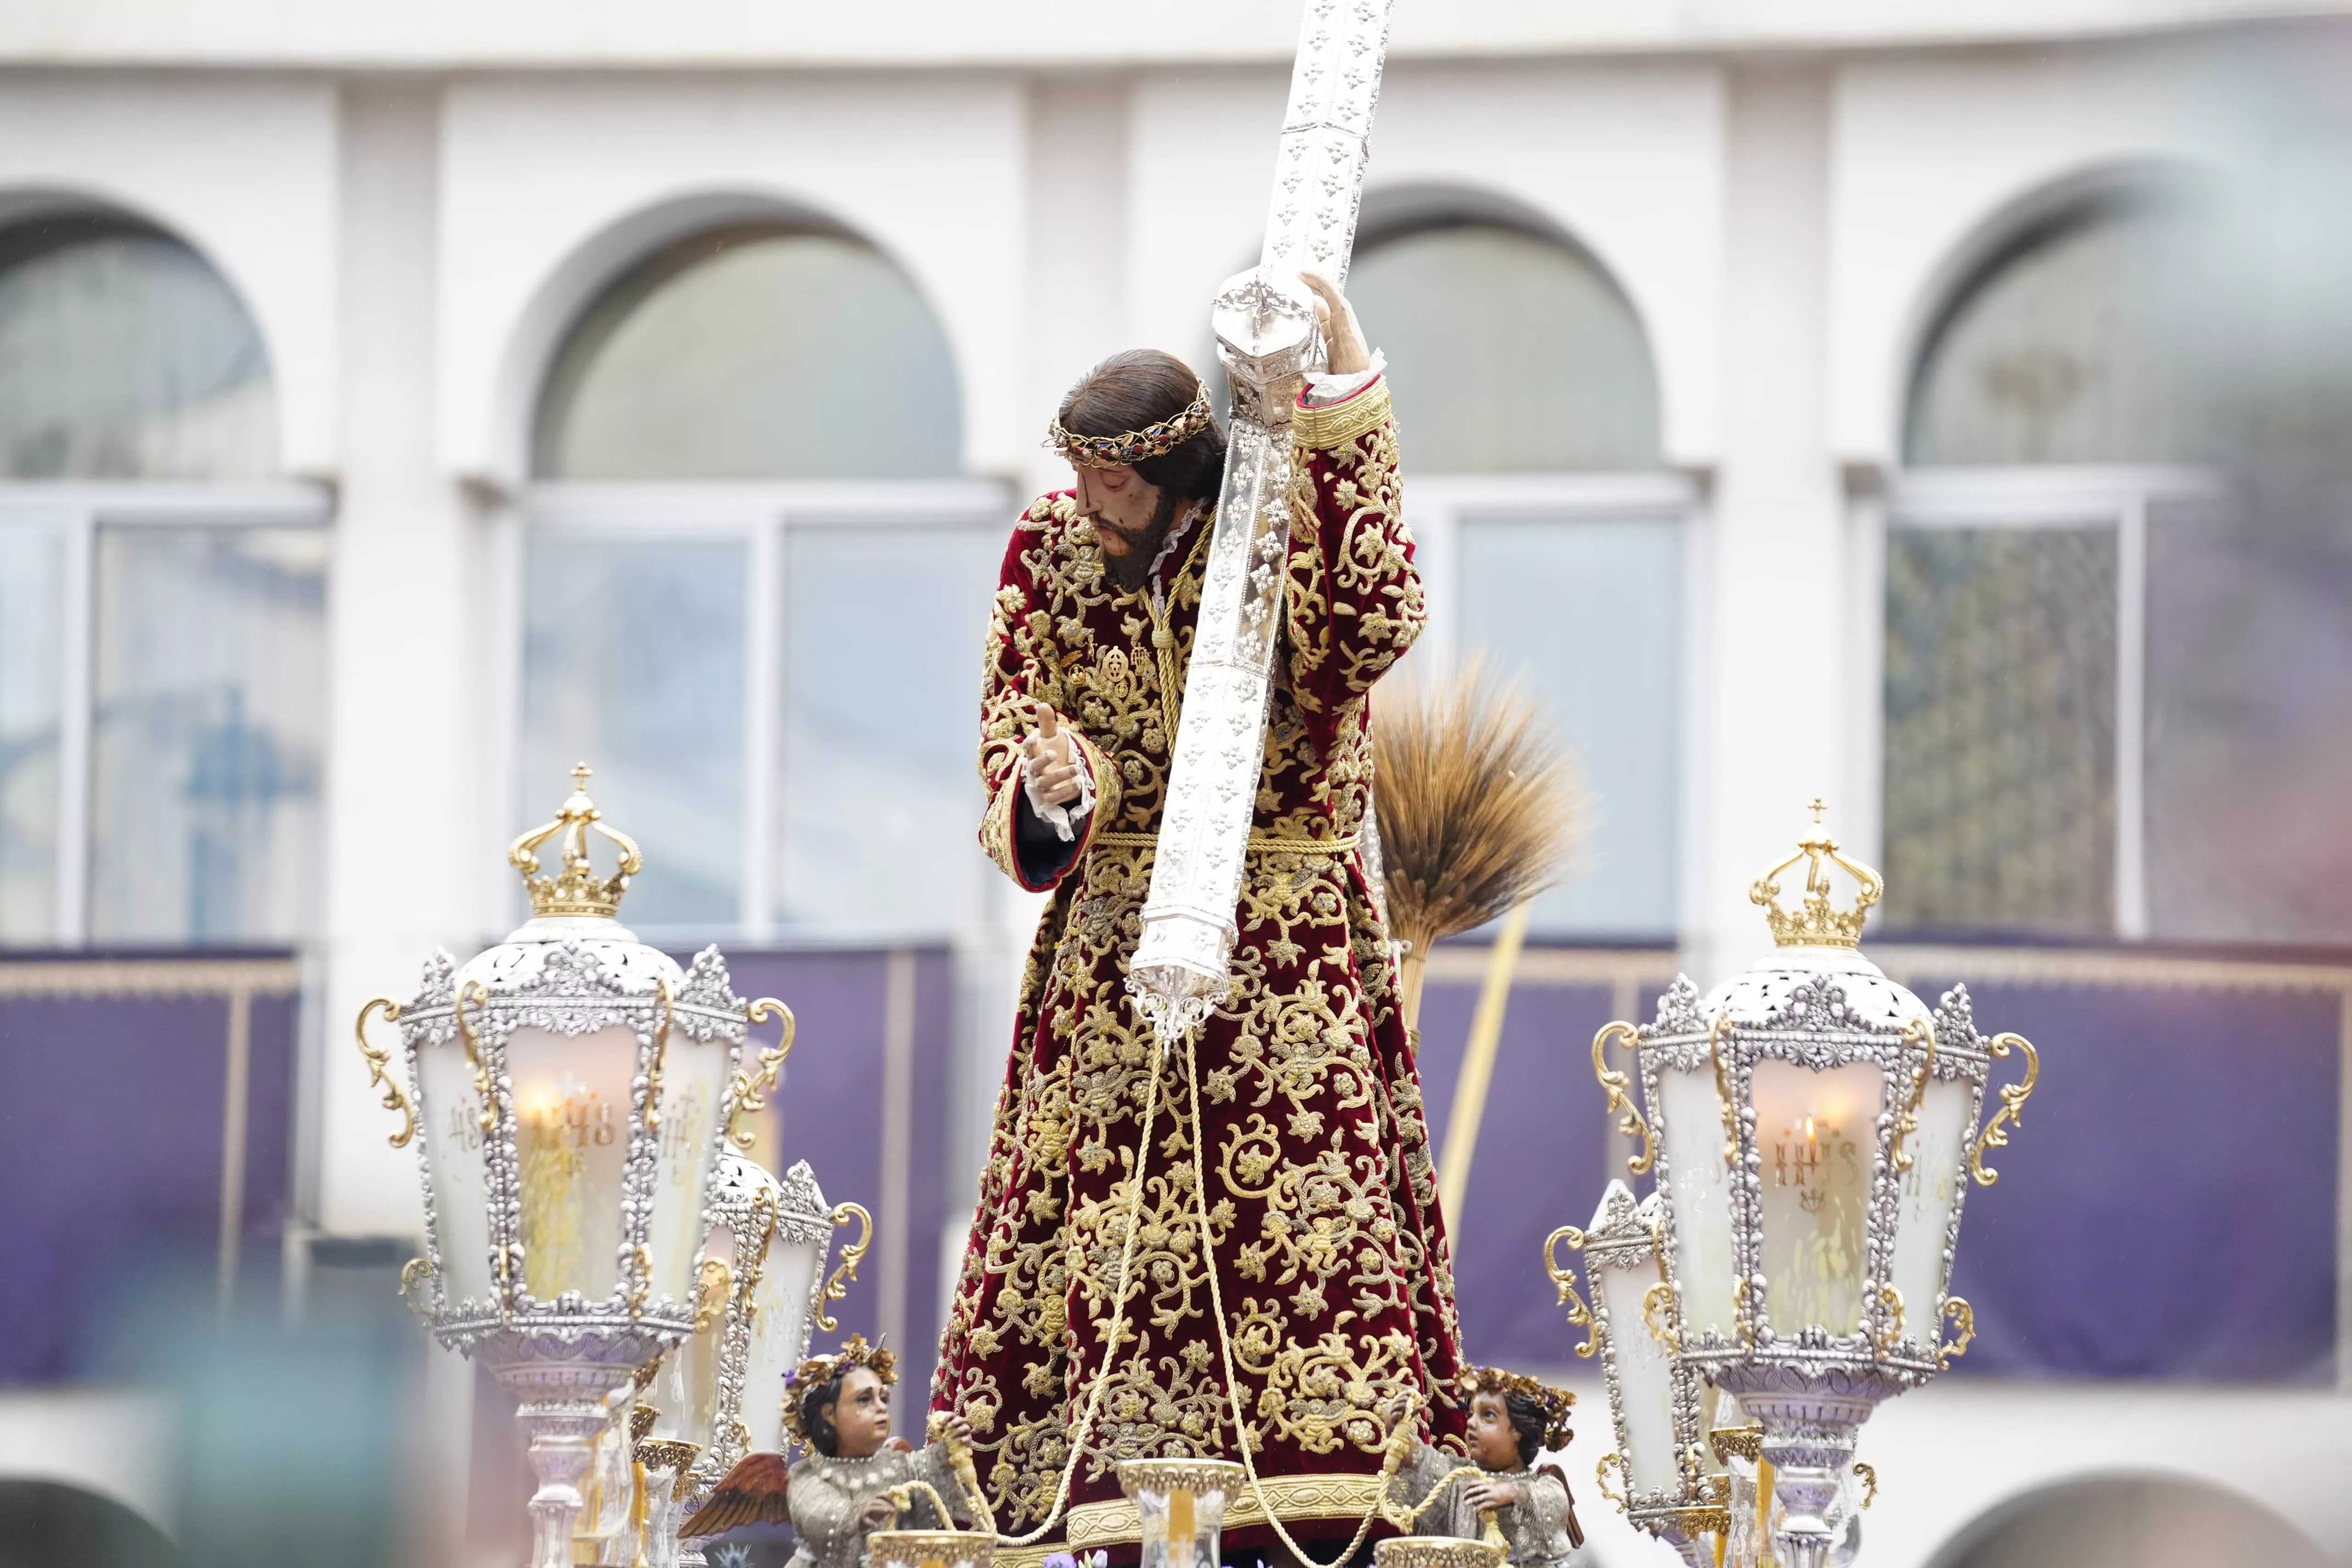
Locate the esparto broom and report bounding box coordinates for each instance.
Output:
[1373,653,1584,1034]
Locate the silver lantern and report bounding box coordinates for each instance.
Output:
[1577,803,2038,1568]
[353,769,777,1568]
[1544,1182,1728,1568]
[651,1148,871,1523]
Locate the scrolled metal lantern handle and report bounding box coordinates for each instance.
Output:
[1937,1296,1976,1370]
[1595,1451,1631,1513]
[1541,1226,1597,1359]
[1872,1283,1905,1358]
[816,1201,873,1333]
[1889,1018,1936,1175]
[1642,1280,1681,1353]
[1968,1031,2040,1186]
[353,996,416,1148]
[729,996,797,1152]
[1589,1021,1654,1176]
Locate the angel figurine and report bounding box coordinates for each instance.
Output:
[1387,1368,1586,1568]
[683,1336,979,1568]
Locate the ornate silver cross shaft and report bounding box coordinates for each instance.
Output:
[1125,0,1396,1043]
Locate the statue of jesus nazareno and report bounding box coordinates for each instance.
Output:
[932,273,1470,1564]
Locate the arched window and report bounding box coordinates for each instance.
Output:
[1884,182,2352,942]
[521,221,1001,935]
[532,225,960,481]
[0,214,276,479]
[1349,220,1661,473]
[1928,1475,2322,1568]
[0,211,325,946]
[1348,197,1685,937]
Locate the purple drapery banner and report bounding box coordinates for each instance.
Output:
[1414,943,2345,1385]
[0,954,300,1384]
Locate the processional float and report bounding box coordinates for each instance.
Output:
[1546,806,2041,1568]
[353,769,868,1568]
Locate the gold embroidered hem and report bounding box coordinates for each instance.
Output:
[1065,1472,1397,1550]
[1292,377,1393,452]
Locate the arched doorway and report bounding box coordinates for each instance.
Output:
[1927,1473,2324,1568]
[520,216,1005,937]
[0,208,328,947]
[0,1479,177,1568]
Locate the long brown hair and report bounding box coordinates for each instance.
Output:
[1057,349,1227,504]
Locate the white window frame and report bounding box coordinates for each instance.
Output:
[1866,464,2227,940]
[506,478,1014,944]
[1405,471,1702,938]
[0,481,334,947]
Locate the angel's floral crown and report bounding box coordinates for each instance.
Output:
[1461,1365,1577,1453]
[778,1335,897,1443]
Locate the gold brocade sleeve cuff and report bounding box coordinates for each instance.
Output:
[1292,374,1392,452]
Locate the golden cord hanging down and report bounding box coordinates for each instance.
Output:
[1373,653,1585,1029]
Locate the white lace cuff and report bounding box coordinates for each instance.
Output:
[1022,750,1096,842]
[1303,349,1386,407]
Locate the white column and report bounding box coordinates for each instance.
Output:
[1691,67,1844,981]
[318,84,485,1241]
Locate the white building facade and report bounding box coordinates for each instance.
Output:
[1,3,2350,1564]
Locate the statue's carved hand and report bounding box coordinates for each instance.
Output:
[1022,710,1085,808]
[1301,271,1372,377]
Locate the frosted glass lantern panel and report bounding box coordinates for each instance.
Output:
[1887,1072,1978,1334]
[743,1224,827,1454]
[416,1037,494,1308]
[1655,1064,1738,1339]
[1751,1059,1884,1339]
[649,1218,733,1445]
[1593,1251,1679,1497]
[645,1030,736,1306]
[505,1024,637,1302]
[0,524,62,940]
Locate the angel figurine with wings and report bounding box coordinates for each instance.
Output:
[684,1336,979,1568]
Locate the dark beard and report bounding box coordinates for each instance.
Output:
[1100,489,1182,594]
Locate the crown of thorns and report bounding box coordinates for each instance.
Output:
[778,1335,898,1444]
[1461,1366,1577,1452]
[1044,381,1216,470]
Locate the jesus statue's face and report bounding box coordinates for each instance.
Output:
[1072,462,1165,560]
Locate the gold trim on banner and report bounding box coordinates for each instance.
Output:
[0,957,299,996]
[1065,1472,1393,1550]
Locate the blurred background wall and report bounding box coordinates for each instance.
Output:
[0,2,2350,1565]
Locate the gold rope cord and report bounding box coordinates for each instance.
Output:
[987,1032,1170,1547]
[1182,1027,1417,1568]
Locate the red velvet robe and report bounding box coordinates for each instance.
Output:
[933,375,1467,1562]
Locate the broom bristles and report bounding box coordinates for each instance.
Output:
[1374,652,1585,954]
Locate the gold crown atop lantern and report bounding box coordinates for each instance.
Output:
[508,764,645,920]
[1748,799,1883,949]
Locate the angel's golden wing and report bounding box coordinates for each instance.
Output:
[682,1453,792,1538]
